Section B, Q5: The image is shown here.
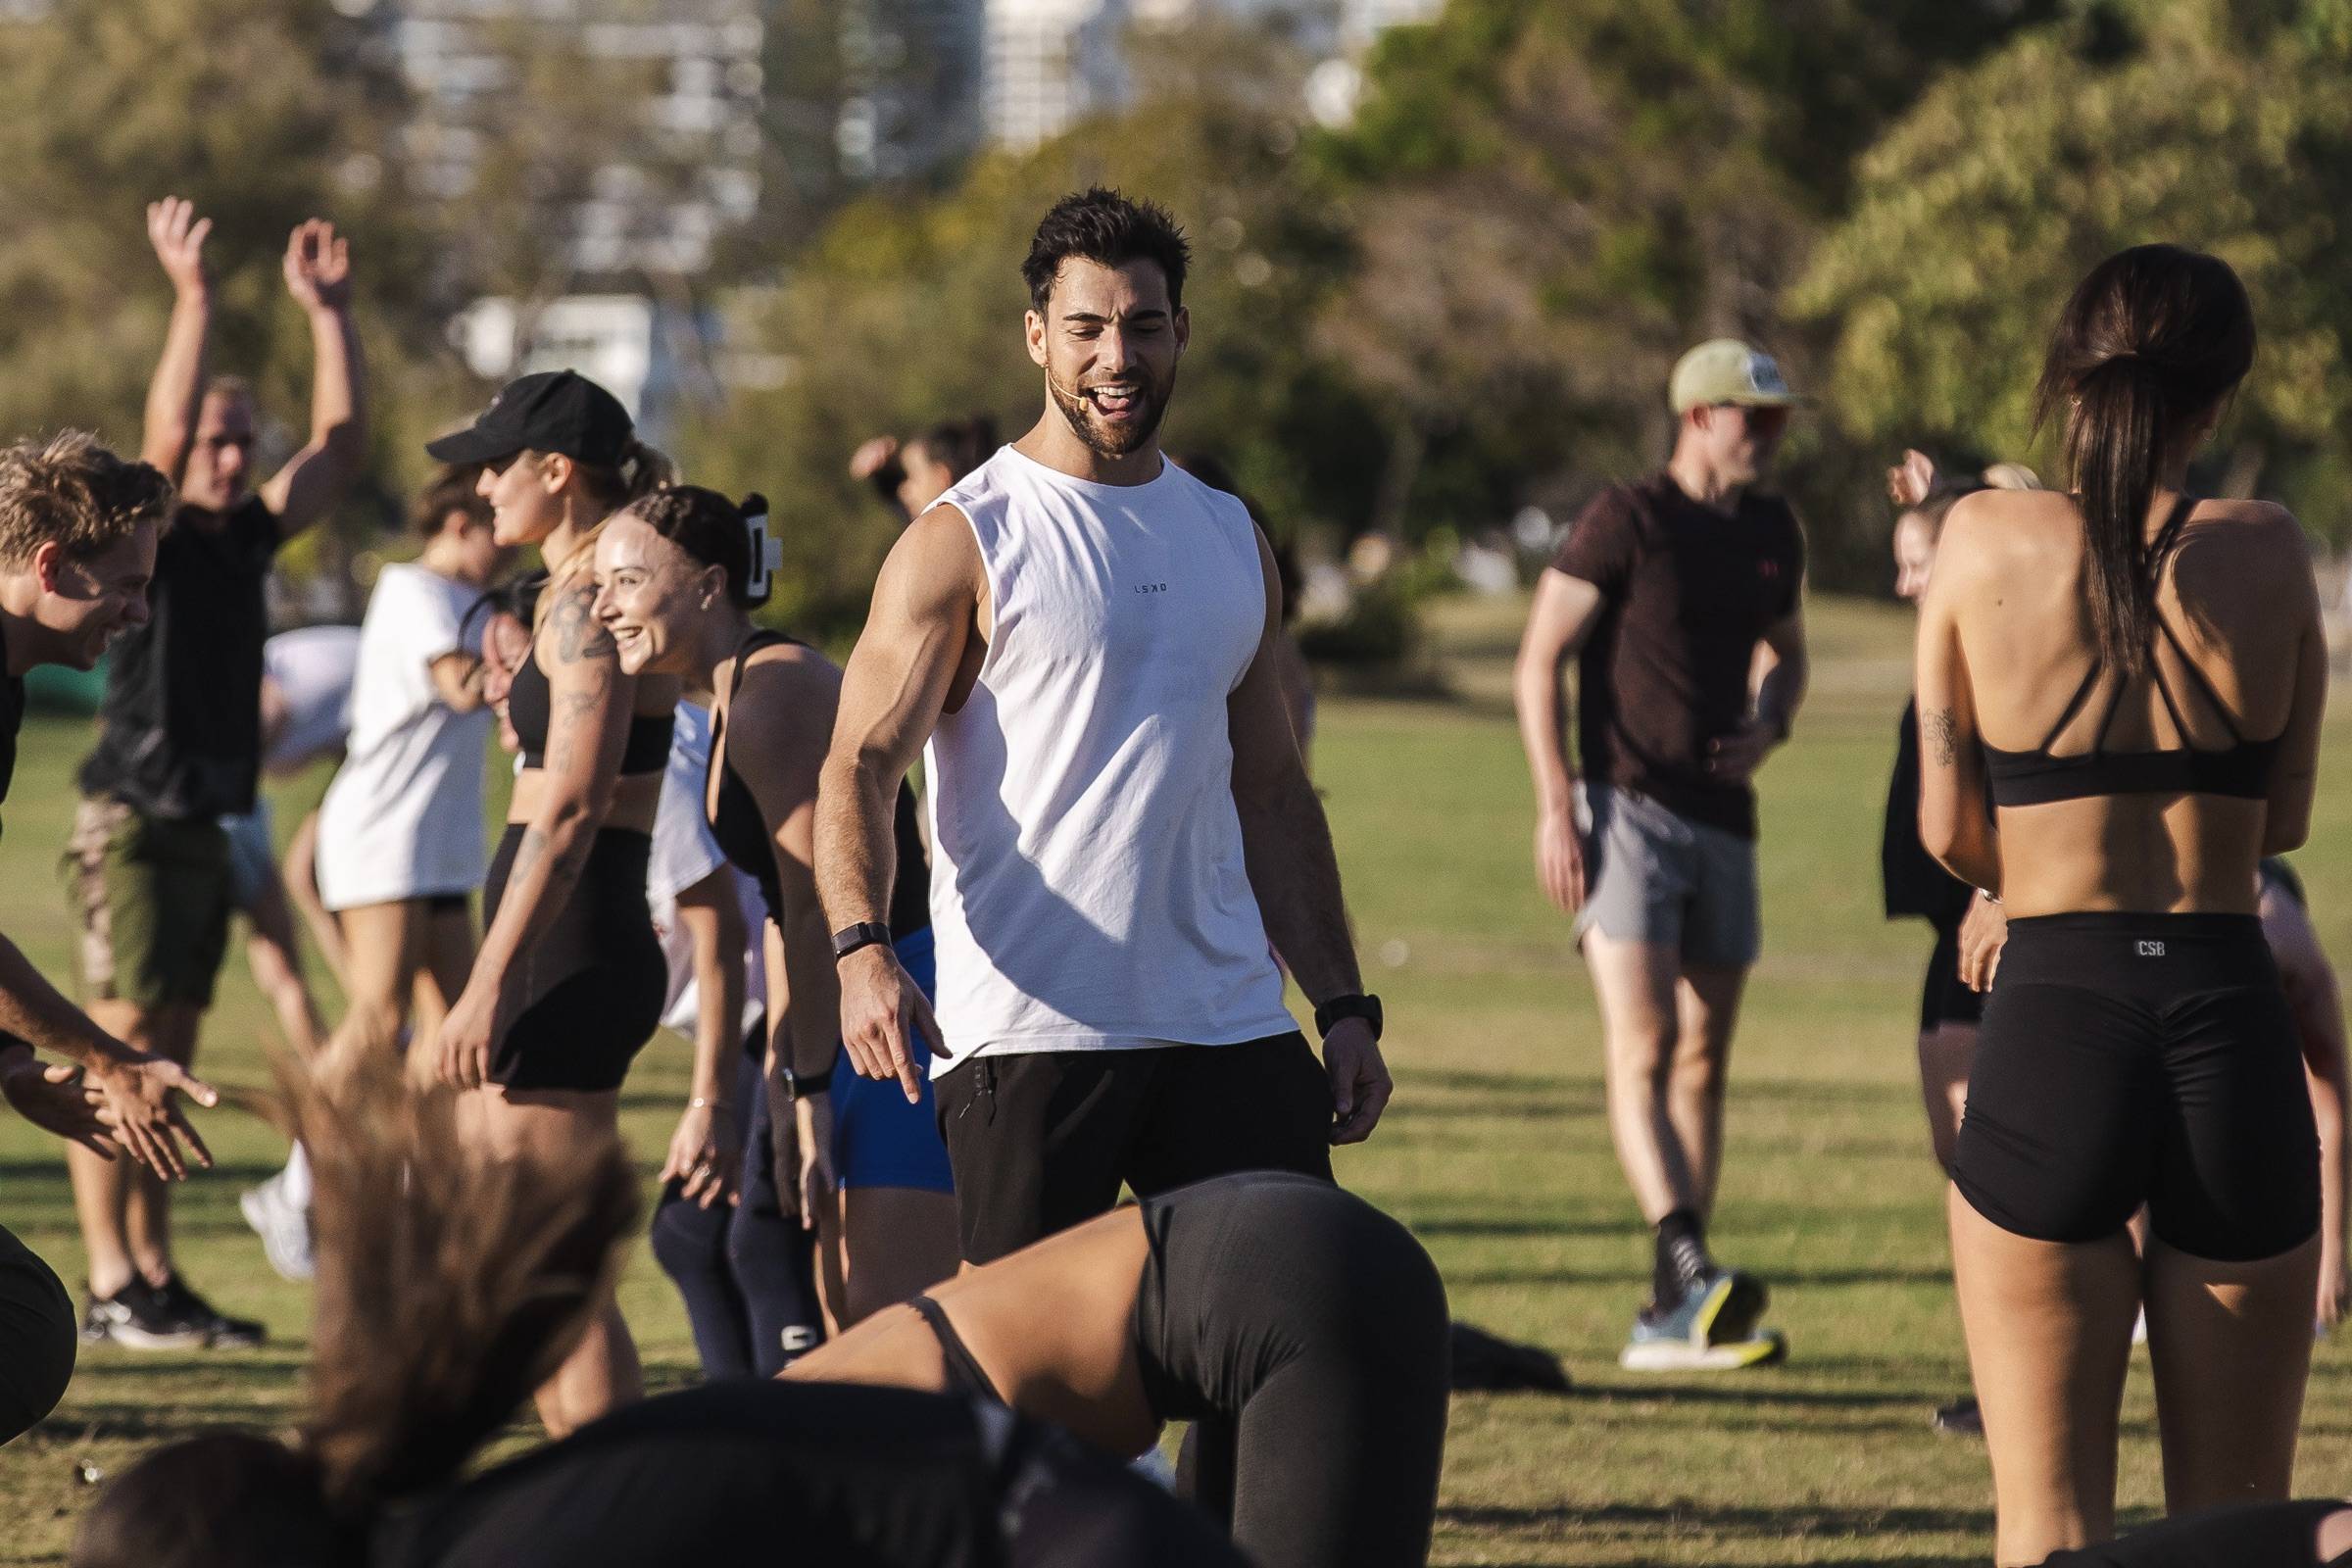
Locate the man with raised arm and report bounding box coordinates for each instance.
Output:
[0,431,219,1443]
[65,198,366,1349]
[815,188,1391,1267]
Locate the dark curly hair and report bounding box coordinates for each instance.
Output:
[1021,187,1191,314]
[622,484,775,609]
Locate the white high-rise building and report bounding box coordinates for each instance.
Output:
[983,0,1132,152]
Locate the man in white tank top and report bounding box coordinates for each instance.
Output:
[814,189,1392,1264]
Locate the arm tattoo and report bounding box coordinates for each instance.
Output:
[1926,708,1959,768]
[548,586,616,664]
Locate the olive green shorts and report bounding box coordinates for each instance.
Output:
[64,798,234,1011]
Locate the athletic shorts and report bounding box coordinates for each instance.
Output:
[64,797,234,1010]
[830,927,954,1195]
[935,1033,1335,1265]
[1954,912,2319,1262]
[484,825,665,1094]
[1576,783,1760,968]
[0,1221,75,1446]
[219,800,276,913]
[1919,918,1985,1034]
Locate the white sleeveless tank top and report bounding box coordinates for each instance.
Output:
[923,446,1296,1064]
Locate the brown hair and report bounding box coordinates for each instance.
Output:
[622,484,774,609]
[409,464,491,538]
[2034,244,2255,672]
[564,435,675,515]
[0,431,173,567]
[910,416,996,486]
[72,1054,638,1568]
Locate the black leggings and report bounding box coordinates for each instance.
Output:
[1132,1171,1450,1568]
[483,826,665,1093]
[2036,1499,2352,1566]
[1955,913,2318,1261]
[649,1022,824,1378]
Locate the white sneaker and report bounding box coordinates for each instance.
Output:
[1619,1326,1788,1372]
[240,1171,315,1282]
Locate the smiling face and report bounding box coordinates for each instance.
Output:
[476,451,568,549]
[1026,256,1188,460]
[592,514,719,677]
[40,524,158,668]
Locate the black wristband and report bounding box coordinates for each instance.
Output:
[1313,993,1383,1043]
[831,921,894,962]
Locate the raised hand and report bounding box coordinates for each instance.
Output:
[146,197,212,297]
[282,219,353,314]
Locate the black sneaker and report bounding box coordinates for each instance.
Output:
[1933,1396,1984,1436]
[79,1278,205,1350]
[152,1272,266,1348]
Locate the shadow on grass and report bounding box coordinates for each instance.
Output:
[1440,1499,1995,1537]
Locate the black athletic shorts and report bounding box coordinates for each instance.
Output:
[1953,912,2319,1262]
[2034,1498,2351,1567]
[934,1033,1335,1264]
[1919,916,1985,1034]
[483,825,664,1094]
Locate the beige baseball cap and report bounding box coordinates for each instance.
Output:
[1668,338,1805,415]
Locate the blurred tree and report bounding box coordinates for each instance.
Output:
[1793,0,2352,549]
[0,0,474,593]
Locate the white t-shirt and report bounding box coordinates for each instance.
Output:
[316,564,495,910]
[650,702,765,1042]
[262,624,362,774]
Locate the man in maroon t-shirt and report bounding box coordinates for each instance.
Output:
[1513,339,1809,1371]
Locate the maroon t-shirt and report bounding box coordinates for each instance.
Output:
[1549,473,1804,840]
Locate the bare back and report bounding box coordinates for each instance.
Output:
[1920,488,2323,915]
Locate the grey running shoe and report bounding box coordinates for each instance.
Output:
[240,1170,315,1282]
[79,1278,205,1350]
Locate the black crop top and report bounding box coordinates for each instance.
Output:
[1982,498,2282,808]
[507,574,673,776]
[709,628,930,936]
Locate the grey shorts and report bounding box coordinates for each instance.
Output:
[1576,783,1761,968]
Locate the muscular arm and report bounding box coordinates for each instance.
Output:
[1916,513,2000,893]
[1232,529,1361,1007]
[814,507,981,933]
[1512,569,1606,822]
[260,298,367,541]
[463,587,629,1004]
[733,653,848,1081]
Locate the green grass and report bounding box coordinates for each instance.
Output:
[6,591,2352,1564]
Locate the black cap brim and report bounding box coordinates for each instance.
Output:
[423,423,522,466]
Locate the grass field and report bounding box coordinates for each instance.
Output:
[6,590,2352,1565]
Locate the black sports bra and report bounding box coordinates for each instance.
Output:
[1982,497,2283,808]
[507,575,672,776]
[708,627,929,934]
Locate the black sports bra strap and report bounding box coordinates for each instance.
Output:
[2151,612,2247,745]
[2143,493,2198,571]
[2037,662,2108,754]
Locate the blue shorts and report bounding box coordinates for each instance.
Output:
[829,927,955,1194]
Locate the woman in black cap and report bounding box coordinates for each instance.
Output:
[416,370,677,1437]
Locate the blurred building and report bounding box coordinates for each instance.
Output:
[378,0,765,278]
[838,0,987,178]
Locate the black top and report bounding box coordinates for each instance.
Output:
[77,496,279,819]
[1983,498,2281,808]
[506,575,672,776]
[1549,473,1805,839]
[370,1380,1247,1568]
[0,621,24,826]
[1883,698,1974,928]
[709,627,929,936]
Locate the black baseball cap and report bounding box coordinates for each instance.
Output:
[425,369,635,466]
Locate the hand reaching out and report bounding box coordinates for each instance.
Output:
[282,219,353,314]
[146,198,212,298]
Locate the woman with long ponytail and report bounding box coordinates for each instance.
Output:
[1916,245,2328,1563]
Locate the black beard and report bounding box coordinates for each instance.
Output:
[1049,369,1172,458]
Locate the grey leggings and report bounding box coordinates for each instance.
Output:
[0,1222,74,1446]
